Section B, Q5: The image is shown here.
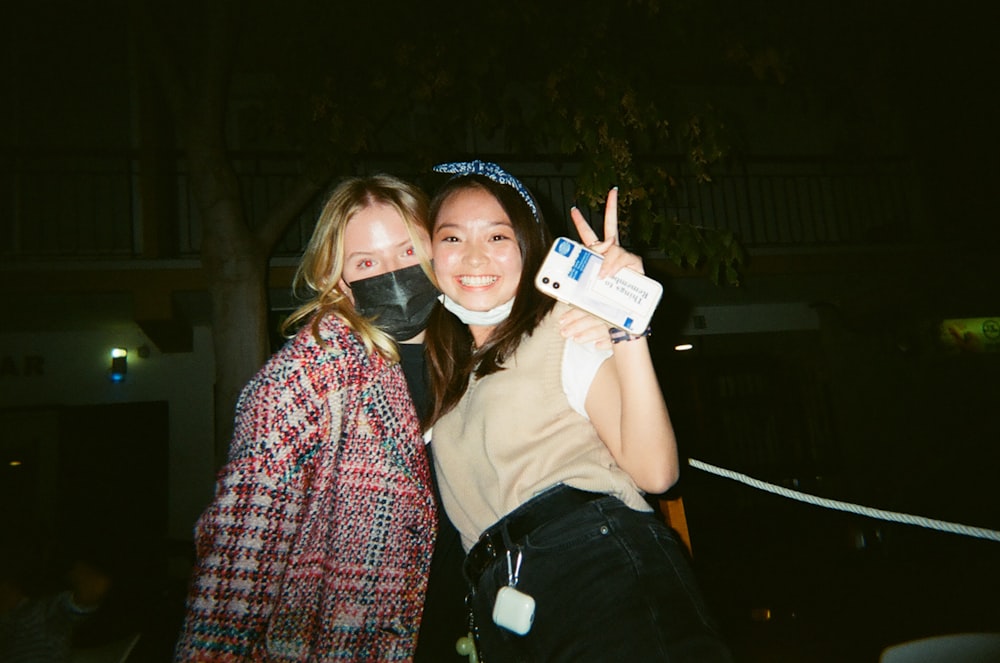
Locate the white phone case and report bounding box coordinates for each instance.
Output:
[534,237,663,333]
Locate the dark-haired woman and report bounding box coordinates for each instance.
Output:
[424,161,733,662]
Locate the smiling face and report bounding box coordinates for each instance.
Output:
[339,201,430,303]
[432,186,524,321]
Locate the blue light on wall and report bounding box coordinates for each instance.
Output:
[109,347,127,382]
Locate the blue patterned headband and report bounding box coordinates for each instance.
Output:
[433,160,540,223]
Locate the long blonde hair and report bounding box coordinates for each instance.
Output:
[281,174,432,362]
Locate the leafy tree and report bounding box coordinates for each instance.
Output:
[370,1,747,277]
[135,0,754,463]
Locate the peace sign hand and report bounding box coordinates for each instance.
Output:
[570,187,645,279]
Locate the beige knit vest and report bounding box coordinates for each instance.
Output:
[433,303,651,551]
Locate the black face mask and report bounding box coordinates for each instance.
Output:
[349,264,440,342]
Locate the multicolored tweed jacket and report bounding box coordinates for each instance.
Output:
[174,314,437,662]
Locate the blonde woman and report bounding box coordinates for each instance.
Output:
[175,175,439,661]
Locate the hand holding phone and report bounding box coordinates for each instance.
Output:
[535,237,663,333]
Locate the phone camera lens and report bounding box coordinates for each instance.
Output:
[541,277,550,284]
[553,282,560,289]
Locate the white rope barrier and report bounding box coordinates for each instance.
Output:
[687,458,1000,543]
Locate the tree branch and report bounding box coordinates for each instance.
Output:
[254,161,336,253]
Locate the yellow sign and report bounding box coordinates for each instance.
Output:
[939,318,1000,353]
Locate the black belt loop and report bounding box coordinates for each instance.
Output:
[464,485,606,588]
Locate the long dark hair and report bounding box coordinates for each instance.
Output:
[425,174,555,426]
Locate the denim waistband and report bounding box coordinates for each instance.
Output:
[464,485,606,587]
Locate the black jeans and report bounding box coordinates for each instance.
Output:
[465,487,733,662]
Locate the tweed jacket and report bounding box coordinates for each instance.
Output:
[174,314,437,662]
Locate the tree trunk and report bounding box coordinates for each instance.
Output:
[135,1,308,468]
[189,146,271,467]
[208,250,269,465]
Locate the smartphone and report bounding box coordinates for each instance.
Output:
[534,237,663,333]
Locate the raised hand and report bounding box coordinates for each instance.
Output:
[569,187,645,279]
[559,306,613,349]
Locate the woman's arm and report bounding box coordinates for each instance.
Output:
[174,381,322,661]
[174,457,300,661]
[584,336,679,493]
[571,189,680,493]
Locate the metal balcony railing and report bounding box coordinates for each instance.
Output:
[2,150,140,258]
[659,158,924,248]
[1,150,924,262]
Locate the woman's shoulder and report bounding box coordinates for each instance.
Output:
[281,314,377,374]
[233,316,364,406]
[510,302,571,367]
[522,301,568,336]
[531,302,573,343]
[225,321,359,469]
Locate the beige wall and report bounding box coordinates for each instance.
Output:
[0,322,217,541]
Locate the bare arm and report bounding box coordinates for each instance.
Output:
[571,189,679,493]
[584,337,679,493]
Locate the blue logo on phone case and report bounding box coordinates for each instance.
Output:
[554,238,574,257]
